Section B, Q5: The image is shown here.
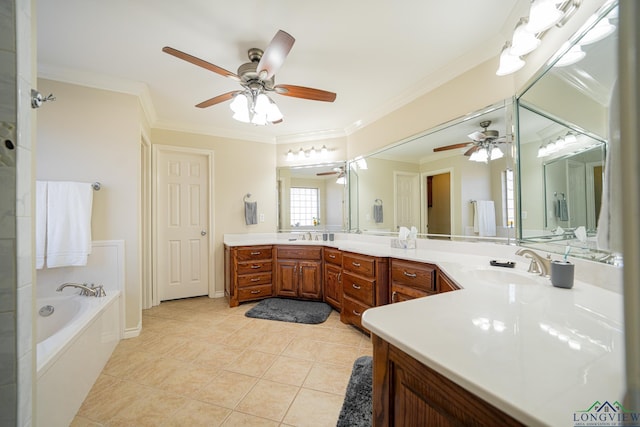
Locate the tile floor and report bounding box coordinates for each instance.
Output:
[71,296,372,426]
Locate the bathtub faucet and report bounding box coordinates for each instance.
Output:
[56,282,106,297]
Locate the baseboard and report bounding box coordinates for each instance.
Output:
[212,291,226,299]
[123,324,141,339]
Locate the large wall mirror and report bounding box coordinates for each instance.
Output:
[517,1,618,262]
[349,100,516,241]
[277,162,347,232]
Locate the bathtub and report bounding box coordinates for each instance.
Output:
[36,290,121,427]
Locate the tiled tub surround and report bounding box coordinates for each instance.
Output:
[225,232,624,426]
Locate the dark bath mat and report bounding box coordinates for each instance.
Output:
[244,297,332,324]
[337,355,373,427]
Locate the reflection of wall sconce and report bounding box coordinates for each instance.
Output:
[286,145,329,161]
[537,131,579,157]
[496,0,582,76]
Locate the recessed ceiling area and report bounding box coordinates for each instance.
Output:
[36,0,529,143]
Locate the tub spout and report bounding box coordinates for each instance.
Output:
[56,282,98,297]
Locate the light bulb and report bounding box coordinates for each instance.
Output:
[254,93,270,115]
[510,19,541,56]
[554,44,585,67]
[580,18,615,45]
[564,132,577,144]
[490,146,504,160]
[496,43,525,76]
[230,93,248,114]
[286,150,294,161]
[320,145,328,155]
[537,145,548,158]
[526,0,563,34]
[298,148,305,159]
[309,147,316,157]
[266,101,283,122]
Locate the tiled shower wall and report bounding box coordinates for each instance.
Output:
[1,0,34,425]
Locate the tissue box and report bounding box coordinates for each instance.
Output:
[391,238,416,249]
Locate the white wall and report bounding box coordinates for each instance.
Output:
[36,79,142,334]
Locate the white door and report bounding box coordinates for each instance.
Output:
[394,172,420,230]
[156,147,210,301]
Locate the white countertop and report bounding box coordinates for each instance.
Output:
[224,232,625,426]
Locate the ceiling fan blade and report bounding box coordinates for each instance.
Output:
[162,46,240,81]
[317,171,338,176]
[464,145,480,156]
[257,30,295,80]
[274,84,337,102]
[432,142,472,152]
[467,131,486,142]
[195,91,240,108]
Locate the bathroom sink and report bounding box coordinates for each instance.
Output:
[472,268,543,286]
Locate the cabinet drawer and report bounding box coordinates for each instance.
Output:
[343,253,375,277]
[237,260,273,275]
[391,259,435,292]
[324,248,342,266]
[237,272,272,287]
[238,284,273,301]
[391,283,434,303]
[236,246,272,261]
[343,272,375,306]
[342,296,370,332]
[276,246,322,260]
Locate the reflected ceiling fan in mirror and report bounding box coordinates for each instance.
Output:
[433,120,510,163]
[163,30,337,126]
[317,166,346,184]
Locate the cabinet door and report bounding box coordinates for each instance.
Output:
[299,260,322,300]
[324,263,342,309]
[276,260,298,297]
[437,270,460,293]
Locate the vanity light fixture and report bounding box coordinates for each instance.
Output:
[286,145,331,161]
[320,145,328,155]
[496,0,582,76]
[298,147,305,159]
[286,149,294,160]
[580,17,615,45]
[510,18,541,56]
[563,131,577,144]
[496,42,525,76]
[554,44,586,66]
[526,0,564,33]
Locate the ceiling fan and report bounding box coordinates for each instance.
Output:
[317,166,344,176]
[162,30,337,125]
[433,120,510,158]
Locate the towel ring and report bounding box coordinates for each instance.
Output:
[243,193,252,202]
[374,199,383,205]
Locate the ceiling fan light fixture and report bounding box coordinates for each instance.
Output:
[336,174,346,185]
[510,18,541,56]
[490,146,504,160]
[469,148,489,163]
[526,0,564,33]
[496,42,525,76]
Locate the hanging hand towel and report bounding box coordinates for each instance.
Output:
[373,204,383,223]
[46,181,93,268]
[245,201,258,225]
[35,181,47,269]
[558,198,569,222]
[473,200,496,237]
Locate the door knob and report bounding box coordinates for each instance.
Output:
[201,231,207,236]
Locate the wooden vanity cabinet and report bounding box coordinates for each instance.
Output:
[372,334,524,427]
[390,259,436,303]
[225,245,274,307]
[275,246,323,300]
[341,252,389,332]
[437,269,460,293]
[323,247,343,310]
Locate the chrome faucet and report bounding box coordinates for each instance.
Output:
[56,282,106,297]
[515,249,551,276]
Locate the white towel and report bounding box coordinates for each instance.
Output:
[46,181,93,268]
[597,80,622,253]
[35,181,47,269]
[473,200,496,237]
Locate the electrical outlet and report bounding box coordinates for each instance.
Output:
[522,211,528,219]
[259,213,265,222]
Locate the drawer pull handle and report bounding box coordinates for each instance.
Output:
[250,251,261,255]
[403,271,417,278]
[329,254,336,259]
[250,290,262,294]
[352,262,361,267]
[338,273,342,283]
[352,283,361,290]
[392,291,397,302]
[250,265,261,269]
[250,278,260,282]
[352,309,361,316]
